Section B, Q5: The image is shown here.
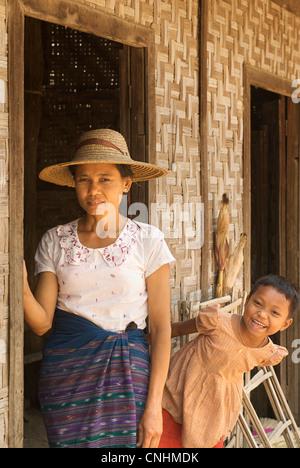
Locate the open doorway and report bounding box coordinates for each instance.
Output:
[250,87,283,284]
[23,17,150,446]
[250,85,300,422]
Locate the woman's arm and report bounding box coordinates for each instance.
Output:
[23,260,58,336]
[137,263,172,449]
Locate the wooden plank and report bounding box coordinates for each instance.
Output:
[278,96,287,279]
[7,0,24,448]
[272,0,300,16]
[22,0,153,47]
[243,64,251,294]
[246,65,294,98]
[199,0,209,300]
[284,99,300,422]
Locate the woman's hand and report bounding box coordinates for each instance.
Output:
[138,263,171,448]
[137,403,163,448]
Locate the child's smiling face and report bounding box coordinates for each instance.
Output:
[242,285,293,344]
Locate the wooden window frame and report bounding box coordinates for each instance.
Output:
[8,0,156,447]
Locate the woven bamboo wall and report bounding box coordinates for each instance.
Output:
[83,0,201,328]
[206,0,300,294]
[0,0,8,448]
[2,0,300,446]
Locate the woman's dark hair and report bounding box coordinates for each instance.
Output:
[249,275,300,318]
[69,164,134,180]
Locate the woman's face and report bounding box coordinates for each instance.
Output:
[74,163,132,218]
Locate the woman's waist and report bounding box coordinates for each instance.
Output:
[57,300,148,333]
[44,308,149,351]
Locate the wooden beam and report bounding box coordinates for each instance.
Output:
[22,0,153,47]
[7,0,24,448]
[245,65,294,97]
[200,0,209,300]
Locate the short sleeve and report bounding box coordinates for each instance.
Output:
[144,228,175,278]
[196,307,220,335]
[34,230,57,276]
[260,345,288,367]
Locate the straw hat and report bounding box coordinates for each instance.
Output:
[39,129,168,187]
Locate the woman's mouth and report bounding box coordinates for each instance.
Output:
[87,200,104,206]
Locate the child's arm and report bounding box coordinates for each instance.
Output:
[146,304,220,344]
[145,317,197,344]
[172,304,220,338]
[171,317,197,338]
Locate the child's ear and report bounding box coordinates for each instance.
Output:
[280,318,293,332]
[244,294,250,309]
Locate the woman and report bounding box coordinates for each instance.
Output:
[23,129,175,448]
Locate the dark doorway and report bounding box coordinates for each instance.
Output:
[250,87,284,285]
[250,85,300,422]
[23,17,149,445]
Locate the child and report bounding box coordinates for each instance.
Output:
[159,275,299,448]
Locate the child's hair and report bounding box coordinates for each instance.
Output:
[249,275,300,318]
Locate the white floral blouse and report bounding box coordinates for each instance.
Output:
[35,218,175,332]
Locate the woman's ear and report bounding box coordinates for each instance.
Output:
[123,178,132,193]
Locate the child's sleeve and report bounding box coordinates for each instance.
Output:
[196,306,220,335]
[260,345,288,367]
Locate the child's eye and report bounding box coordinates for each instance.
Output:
[254,300,261,306]
[272,310,280,316]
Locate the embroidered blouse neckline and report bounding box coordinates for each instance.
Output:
[75,218,131,251]
[57,218,139,267]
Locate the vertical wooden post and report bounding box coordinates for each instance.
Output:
[199,0,209,299]
[7,0,24,448]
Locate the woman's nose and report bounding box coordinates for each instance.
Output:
[88,180,101,195]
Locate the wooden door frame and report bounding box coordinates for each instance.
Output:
[8,0,156,447]
[244,65,300,421]
[243,64,294,293]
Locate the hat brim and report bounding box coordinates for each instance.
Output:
[39,160,168,187]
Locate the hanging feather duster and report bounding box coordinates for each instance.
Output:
[224,232,247,292]
[215,194,230,298]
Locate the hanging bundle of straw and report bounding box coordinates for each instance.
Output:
[224,232,247,291]
[215,194,230,298]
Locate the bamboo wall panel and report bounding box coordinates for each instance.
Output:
[80,0,202,346]
[206,0,300,294]
[0,0,7,448]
